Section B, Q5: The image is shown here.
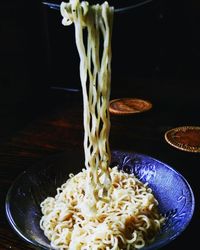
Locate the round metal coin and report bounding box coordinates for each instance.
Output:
[109,98,152,115]
[165,126,200,153]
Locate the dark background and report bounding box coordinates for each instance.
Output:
[1,0,200,140]
[1,0,200,143]
[0,1,200,249]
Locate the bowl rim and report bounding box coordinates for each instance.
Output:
[5,170,53,249]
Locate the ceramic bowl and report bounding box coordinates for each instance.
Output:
[5,150,195,250]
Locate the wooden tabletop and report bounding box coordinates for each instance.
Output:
[0,83,199,249]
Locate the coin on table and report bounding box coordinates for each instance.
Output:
[109,98,152,115]
[164,126,200,153]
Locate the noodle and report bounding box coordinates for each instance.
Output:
[61,0,113,215]
[40,167,164,250]
[40,1,165,249]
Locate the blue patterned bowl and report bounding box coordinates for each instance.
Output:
[5,150,195,250]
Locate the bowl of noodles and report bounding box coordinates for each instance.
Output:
[5,149,195,250]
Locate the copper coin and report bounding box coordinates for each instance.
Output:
[165,126,200,153]
[109,98,152,115]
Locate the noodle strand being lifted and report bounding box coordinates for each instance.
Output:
[40,1,165,249]
[60,0,114,215]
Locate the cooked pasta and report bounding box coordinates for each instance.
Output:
[40,167,164,250]
[60,0,114,213]
[40,1,164,249]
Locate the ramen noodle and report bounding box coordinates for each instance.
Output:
[40,1,164,249]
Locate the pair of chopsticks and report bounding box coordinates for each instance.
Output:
[42,0,153,13]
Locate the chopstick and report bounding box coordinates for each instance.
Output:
[42,1,153,13]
